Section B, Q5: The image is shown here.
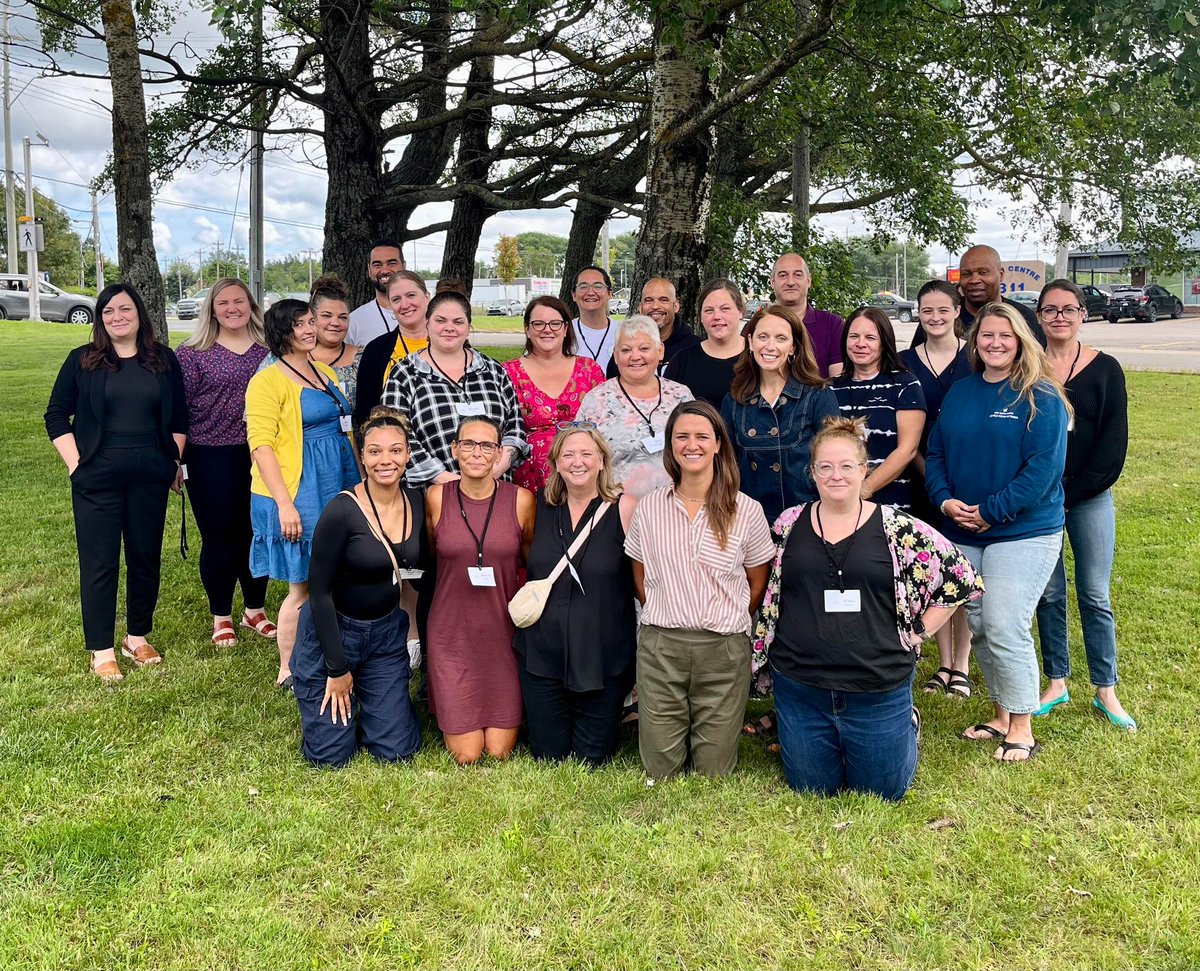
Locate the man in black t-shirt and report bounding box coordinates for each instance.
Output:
[605,277,700,377]
[913,244,1045,348]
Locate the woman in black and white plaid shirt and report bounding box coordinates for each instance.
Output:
[381,283,527,486]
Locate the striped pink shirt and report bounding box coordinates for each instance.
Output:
[625,486,775,635]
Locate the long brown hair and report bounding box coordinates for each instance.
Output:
[662,400,740,549]
[82,283,166,372]
[730,304,822,403]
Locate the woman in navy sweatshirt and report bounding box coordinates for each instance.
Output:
[925,302,1069,763]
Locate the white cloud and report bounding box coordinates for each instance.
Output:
[152,221,173,253]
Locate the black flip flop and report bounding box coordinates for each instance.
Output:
[995,740,1042,762]
[960,723,1006,741]
[945,669,972,698]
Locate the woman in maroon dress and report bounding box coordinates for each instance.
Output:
[424,416,536,764]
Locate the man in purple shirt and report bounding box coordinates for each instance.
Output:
[770,253,845,378]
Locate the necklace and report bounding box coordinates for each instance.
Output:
[676,490,707,503]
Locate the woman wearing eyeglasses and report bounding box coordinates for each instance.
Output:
[424,416,537,765]
[503,296,606,492]
[752,417,982,800]
[381,281,527,486]
[1032,279,1134,732]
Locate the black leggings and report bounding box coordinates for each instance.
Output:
[184,442,268,616]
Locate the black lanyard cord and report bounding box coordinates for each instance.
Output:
[616,376,662,432]
[377,301,396,333]
[577,318,611,362]
[426,347,470,390]
[364,480,411,568]
[815,499,864,593]
[457,480,499,568]
[281,358,346,416]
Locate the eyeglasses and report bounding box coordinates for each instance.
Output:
[529,319,566,332]
[456,439,499,455]
[813,461,864,478]
[574,282,609,293]
[1038,306,1084,321]
[556,420,598,431]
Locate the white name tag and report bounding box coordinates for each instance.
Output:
[398,568,424,581]
[456,402,487,417]
[467,566,496,587]
[567,559,585,594]
[339,414,353,433]
[179,463,188,481]
[824,589,861,613]
[642,434,664,454]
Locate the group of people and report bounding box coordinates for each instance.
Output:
[44,239,1136,801]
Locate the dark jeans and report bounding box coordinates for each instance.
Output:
[71,444,173,650]
[773,668,917,802]
[517,655,631,766]
[184,442,269,616]
[290,603,420,767]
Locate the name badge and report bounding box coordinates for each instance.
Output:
[398,568,424,581]
[567,560,586,594]
[824,589,861,613]
[339,414,353,433]
[467,566,496,587]
[179,463,188,481]
[456,402,487,417]
[642,434,664,454]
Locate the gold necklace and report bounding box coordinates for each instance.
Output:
[676,490,707,503]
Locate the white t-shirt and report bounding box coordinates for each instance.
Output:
[348,299,397,346]
[572,316,617,374]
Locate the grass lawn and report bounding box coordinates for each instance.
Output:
[2,321,1198,970]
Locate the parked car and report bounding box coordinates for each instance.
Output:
[1008,290,1040,309]
[742,298,768,319]
[867,292,917,322]
[0,274,95,324]
[1106,284,1182,323]
[1080,284,1110,319]
[486,299,525,316]
[608,297,630,315]
[176,289,210,321]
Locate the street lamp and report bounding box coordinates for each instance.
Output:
[21,131,49,321]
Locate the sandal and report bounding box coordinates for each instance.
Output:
[959,723,1006,742]
[241,611,278,639]
[211,620,238,647]
[91,656,124,683]
[995,740,1042,762]
[945,669,972,698]
[742,712,779,743]
[923,667,952,694]
[121,636,162,667]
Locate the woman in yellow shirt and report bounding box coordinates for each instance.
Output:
[247,299,361,687]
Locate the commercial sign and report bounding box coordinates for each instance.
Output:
[946,259,1047,294]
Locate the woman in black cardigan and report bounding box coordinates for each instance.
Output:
[45,284,189,681]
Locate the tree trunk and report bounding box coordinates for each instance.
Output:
[320,0,385,306]
[790,0,813,250]
[440,44,496,295]
[633,13,726,326]
[101,0,166,342]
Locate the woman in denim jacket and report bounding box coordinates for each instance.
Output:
[720,304,840,524]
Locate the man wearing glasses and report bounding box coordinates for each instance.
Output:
[911,244,1046,349]
[569,265,620,373]
[347,240,407,346]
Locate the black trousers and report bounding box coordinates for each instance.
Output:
[517,655,632,766]
[71,445,174,650]
[184,442,268,616]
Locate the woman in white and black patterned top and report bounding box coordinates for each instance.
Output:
[381,281,527,487]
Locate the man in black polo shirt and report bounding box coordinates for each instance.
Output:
[912,244,1046,347]
[605,276,700,377]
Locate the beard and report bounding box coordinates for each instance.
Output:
[371,274,392,295]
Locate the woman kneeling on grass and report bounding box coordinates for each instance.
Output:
[289,407,425,767]
[752,417,983,800]
[624,400,776,780]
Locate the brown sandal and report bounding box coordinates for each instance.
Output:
[122,636,162,666]
[241,611,278,639]
[211,620,238,647]
[91,656,124,682]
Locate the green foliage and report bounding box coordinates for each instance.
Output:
[0,189,87,290]
[514,232,568,278]
[494,234,522,284]
[849,238,933,296]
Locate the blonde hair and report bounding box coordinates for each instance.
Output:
[810,415,869,466]
[969,302,1072,426]
[544,428,622,505]
[184,278,267,350]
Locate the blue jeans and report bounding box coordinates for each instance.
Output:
[960,532,1063,715]
[1035,490,1119,686]
[773,668,917,802]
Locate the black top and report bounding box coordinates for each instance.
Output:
[102,356,162,442]
[308,489,426,677]
[44,345,189,465]
[1062,351,1127,509]
[353,329,403,430]
[663,343,740,409]
[909,297,1046,348]
[514,491,637,692]
[605,322,701,378]
[899,345,972,453]
[770,504,911,692]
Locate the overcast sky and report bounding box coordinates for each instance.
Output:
[10,8,1063,285]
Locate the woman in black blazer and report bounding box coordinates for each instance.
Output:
[45,284,189,681]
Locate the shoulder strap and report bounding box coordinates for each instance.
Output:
[338,489,406,593]
[544,500,612,586]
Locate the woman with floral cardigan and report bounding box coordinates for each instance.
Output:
[751,417,983,800]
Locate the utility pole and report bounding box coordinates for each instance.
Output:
[306,248,314,289]
[197,248,204,288]
[247,1,265,304]
[601,219,610,275]
[176,262,182,303]
[21,135,39,320]
[902,242,907,299]
[92,192,102,289]
[2,2,15,274]
[214,238,221,279]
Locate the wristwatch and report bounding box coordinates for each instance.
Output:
[912,617,929,640]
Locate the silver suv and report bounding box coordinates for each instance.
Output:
[0,274,96,324]
[176,288,209,320]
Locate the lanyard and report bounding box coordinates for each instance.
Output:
[815,499,864,593]
[397,330,412,357]
[364,480,411,569]
[457,481,498,568]
[427,347,470,390]
[920,340,963,390]
[280,358,346,417]
[616,376,662,432]
[577,318,611,362]
[377,302,396,333]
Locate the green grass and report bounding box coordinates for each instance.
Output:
[2,320,1199,970]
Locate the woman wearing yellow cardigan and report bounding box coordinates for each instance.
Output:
[247,299,361,687]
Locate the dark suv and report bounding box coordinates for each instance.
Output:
[1080,285,1110,320]
[1106,284,1182,322]
[867,292,917,322]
